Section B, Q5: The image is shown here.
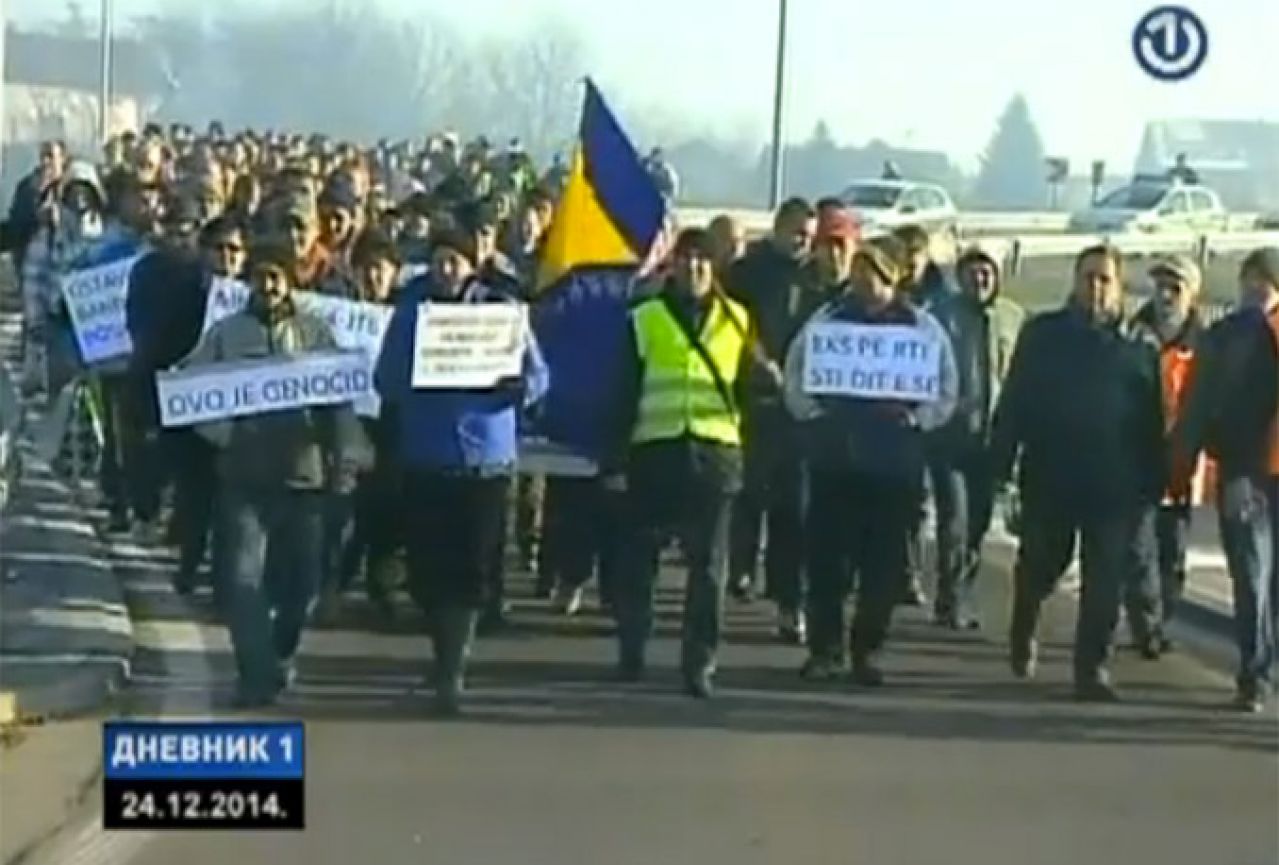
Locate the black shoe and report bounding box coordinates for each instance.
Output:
[850,658,885,687]
[900,581,927,608]
[1137,635,1163,661]
[1231,684,1269,714]
[799,655,848,682]
[172,570,197,598]
[476,604,510,635]
[1011,639,1039,679]
[1074,676,1120,703]
[1158,634,1175,654]
[616,659,646,683]
[231,684,279,710]
[683,669,714,699]
[728,575,755,603]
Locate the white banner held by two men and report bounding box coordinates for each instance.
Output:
[156,351,371,428]
[201,279,393,416]
[802,322,942,402]
[62,255,143,364]
[411,302,527,389]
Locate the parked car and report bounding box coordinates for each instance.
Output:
[0,364,22,514]
[839,180,959,239]
[1068,180,1228,234]
[1257,211,1279,230]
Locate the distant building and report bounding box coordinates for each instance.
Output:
[1135,120,1279,210]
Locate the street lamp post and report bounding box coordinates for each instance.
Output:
[98,0,114,143]
[767,0,789,210]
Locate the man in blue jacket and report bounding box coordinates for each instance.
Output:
[375,227,549,716]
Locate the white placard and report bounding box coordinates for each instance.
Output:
[62,255,142,364]
[157,351,371,428]
[411,302,526,389]
[201,279,393,417]
[802,322,942,402]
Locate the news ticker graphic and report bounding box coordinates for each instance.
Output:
[103,721,305,830]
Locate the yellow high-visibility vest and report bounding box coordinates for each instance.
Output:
[631,293,749,447]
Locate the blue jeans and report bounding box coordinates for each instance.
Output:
[929,452,997,616]
[1217,476,1279,693]
[217,486,325,695]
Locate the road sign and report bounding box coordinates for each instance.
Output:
[1133,6,1209,82]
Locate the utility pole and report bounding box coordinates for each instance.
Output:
[98,0,114,143]
[767,0,789,210]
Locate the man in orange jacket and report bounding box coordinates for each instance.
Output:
[1125,255,1208,658]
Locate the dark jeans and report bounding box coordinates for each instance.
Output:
[514,473,545,569]
[929,451,996,614]
[327,468,405,605]
[729,447,805,611]
[1126,504,1195,640]
[403,471,511,612]
[100,371,169,523]
[616,442,739,673]
[1217,476,1279,692]
[1011,495,1138,682]
[541,477,623,606]
[806,469,913,663]
[172,430,217,581]
[217,486,325,694]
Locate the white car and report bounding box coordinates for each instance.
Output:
[1069,181,1228,234]
[839,180,959,238]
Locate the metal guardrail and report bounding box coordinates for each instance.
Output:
[1004,230,1279,275]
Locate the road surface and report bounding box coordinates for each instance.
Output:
[23,528,1279,865]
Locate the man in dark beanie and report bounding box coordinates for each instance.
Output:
[607,227,758,698]
[186,237,363,707]
[1174,246,1279,712]
[375,225,549,716]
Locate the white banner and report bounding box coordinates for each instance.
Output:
[802,322,942,402]
[157,351,371,428]
[201,279,393,416]
[62,255,142,364]
[411,302,526,389]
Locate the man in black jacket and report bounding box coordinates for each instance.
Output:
[1173,247,1279,713]
[991,244,1165,702]
[724,197,815,640]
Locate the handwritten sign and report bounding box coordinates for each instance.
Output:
[411,302,526,389]
[157,351,370,428]
[201,280,392,416]
[802,322,941,402]
[62,255,142,364]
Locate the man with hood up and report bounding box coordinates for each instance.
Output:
[926,245,1024,630]
[20,159,106,396]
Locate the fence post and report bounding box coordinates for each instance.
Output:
[1195,235,1210,270]
[1009,239,1023,278]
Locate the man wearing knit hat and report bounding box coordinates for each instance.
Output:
[609,227,756,697]
[1174,246,1279,712]
[374,225,548,715]
[926,244,1024,631]
[1122,254,1206,659]
[783,235,958,684]
[186,237,363,708]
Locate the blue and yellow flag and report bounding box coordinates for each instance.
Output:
[535,80,666,292]
[530,80,668,462]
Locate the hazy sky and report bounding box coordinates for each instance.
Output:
[10,0,1279,169]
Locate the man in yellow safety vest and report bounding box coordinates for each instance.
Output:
[607,227,765,698]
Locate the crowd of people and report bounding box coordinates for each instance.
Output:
[1,123,1276,718]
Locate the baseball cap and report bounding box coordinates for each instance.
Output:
[1148,254,1202,290]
